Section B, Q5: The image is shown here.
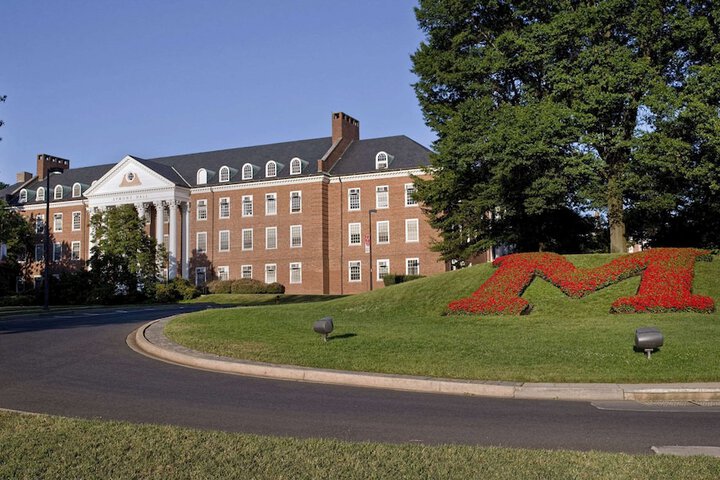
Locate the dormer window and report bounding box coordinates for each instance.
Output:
[37,187,45,202]
[290,158,302,175]
[197,168,207,185]
[242,163,253,180]
[54,185,64,200]
[219,166,230,183]
[72,183,82,198]
[266,161,277,178]
[19,189,28,203]
[376,152,389,169]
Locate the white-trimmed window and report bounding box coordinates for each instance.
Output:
[377,259,390,281]
[290,158,302,175]
[377,220,390,244]
[35,244,44,261]
[219,198,230,218]
[53,213,63,232]
[406,258,420,276]
[71,241,81,260]
[405,218,419,243]
[197,199,208,220]
[242,195,253,217]
[265,161,277,178]
[72,211,81,231]
[265,193,277,215]
[196,168,208,185]
[349,261,362,282]
[265,264,277,284]
[163,234,169,247]
[290,262,302,284]
[35,215,45,234]
[348,223,361,246]
[219,166,230,183]
[242,228,253,251]
[348,188,360,211]
[376,185,389,209]
[54,185,63,200]
[241,265,253,279]
[19,189,28,203]
[217,266,229,281]
[290,225,302,248]
[195,267,207,285]
[196,232,207,254]
[265,226,277,250]
[405,183,418,206]
[376,151,389,169]
[242,163,253,180]
[36,187,45,202]
[72,183,82,198]
[219,230,230,252]
[290,191,302,213]
[53,243,62,261]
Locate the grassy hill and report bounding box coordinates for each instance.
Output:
[167,254,720,383]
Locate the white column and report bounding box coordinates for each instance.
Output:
[154,201,165,245]
[135,202,146,221]
[168,200,178,280]
[87,207,97,260]
[181,201,190,280]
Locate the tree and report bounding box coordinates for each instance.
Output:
[412,1,720,256]
[0,200,34,295]
[89,204,160,302]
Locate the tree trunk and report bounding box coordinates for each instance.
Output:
[608,169,626,253]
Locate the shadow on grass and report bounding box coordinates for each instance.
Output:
[329,333,357,341]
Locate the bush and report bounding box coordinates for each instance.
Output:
[266,282,285,294]
[155,278,200,303]
[382,274,426,287]
[207,280,233,294]
[0,294,36,307]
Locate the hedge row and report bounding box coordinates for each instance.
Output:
[206,279,286,294]
[382,274,425,286]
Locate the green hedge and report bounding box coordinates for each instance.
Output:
[155,278,201,303]
[207,279,285,294]
[382,274,425,286]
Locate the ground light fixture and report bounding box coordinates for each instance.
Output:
[43,167,64,310]
[313,317,334,342]
[635,327,664,359]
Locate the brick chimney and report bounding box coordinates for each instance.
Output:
[318,112,360,173]
[37,154,70,179]
[16,171,33,183]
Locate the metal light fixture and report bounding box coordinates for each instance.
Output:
[313,317,334,342]
[635,327,664,359]
[43,168,63,310]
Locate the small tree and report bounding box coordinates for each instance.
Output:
[0,200,34,295]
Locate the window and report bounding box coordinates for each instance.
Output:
[376,186,389,209]
[265,264,277,284]
[35,244,44,261]
[242,163,253,180]
[349,260,362,282]
[290,158,302,175]
[196,168,207,185]
[72,183,82,198]
[35,215,45,234]
[377,259,390,281]
[71,241,81,260]
[265,227,277,250]
[290,191,302,213]
[37,187,45,202]
[376,151,389,169]
[405,183,418,206]
[290,262,302,283]
[405,219,419,243]
[53,243,62,261]
[196,232,207,254]
[195,267,207,285]
[242,228,253,251]
[217,266,229,281]
[19,189,28,203]
[219,230,230,252]
[242,195,253,216]
[377,220,390,244]
[197,199,208,220]
[290,225,302,248]
[53,213,63,232]
[219,166,230,183]
[72,211,81,231]
[348,223,361,246]
[54,185,63,200]
[242,265,253,279]
[265,193,277,215]
[219,198,230,218]
[406,258,420,276]
[265,161,277,178]
[163,234,169,247]
[348,188,360,211]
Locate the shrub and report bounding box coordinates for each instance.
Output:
[207,280,233,294]
[266,282,286,294]
[382,274,425,286]
[155,278,200,303]
[0,294,35,307]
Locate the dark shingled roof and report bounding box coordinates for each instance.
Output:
[330,136,431,175]
[133,157,190,187]
[1,182,23,201]
[11,163,115,206]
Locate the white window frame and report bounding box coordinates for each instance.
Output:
[290,191,302,213]
[72,183,82,198]
[219,166,230,183]
[265,193,277,215]
[195,267,207,285]
[71,241,81,260]
[349,260,362,282]
[406,258,420,276]
[405,183,418,206]
[265,161,277,178]
[219,197,230,219]
[405,218,419,243]
[53,213,63,232]
[217,266,230,281]
[72,211,82,231]
[242,163,253,180]
[242,195,253,217]
[377,259,390,281]
[35,215,45,234]
[348,223,361,246]
[376,220,390,244]
[290,225,302,248]
[19,189,28,203]
[241,265,253,279]
[54,185,63,200]
[265,264,277,284]
[219,230,230,252]
[375,151,389,169]
[348,188,361,211]
[36,187,45,202]
[196,232,208,254]
[196,199,208,221]
[53,242,62,261]
[265,226,277,250]
[289,262,302,284]
[196,168,207,185]
[242,228,253,251]
[290,158,302,175]
[376,185,389,209]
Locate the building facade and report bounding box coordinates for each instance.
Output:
[2,112,454,294]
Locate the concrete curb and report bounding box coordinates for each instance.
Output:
[131,317,720,402]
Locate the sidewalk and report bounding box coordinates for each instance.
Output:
[131,316,720,402]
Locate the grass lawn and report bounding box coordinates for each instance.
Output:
[166,254,720,383]
[184,293,346,306]
[1,411,719,479]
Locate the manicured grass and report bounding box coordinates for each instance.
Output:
[166,254,720,383]
[1,411,719,479]
[183,293,346,306]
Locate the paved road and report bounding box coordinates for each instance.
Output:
[1,305,719,454]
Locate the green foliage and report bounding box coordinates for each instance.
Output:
[382,274,426,286]
[155,278,201,303]
[206,280,232,294]
[0,200,34,296]
[207,279,285,294]
[412,1,720,255]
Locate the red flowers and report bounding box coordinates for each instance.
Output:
[448,248,715,315]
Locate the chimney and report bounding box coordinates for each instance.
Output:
[37,154,70,179]
[16,171,33,183]
[318,112,360,173]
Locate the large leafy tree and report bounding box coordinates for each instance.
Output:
[0,199,34,295]
[412,0,720,256]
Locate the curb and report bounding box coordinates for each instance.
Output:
[131,318,720,402]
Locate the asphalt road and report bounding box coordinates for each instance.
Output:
[1,305,719,454]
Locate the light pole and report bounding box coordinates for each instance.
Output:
[43,168,63,310]
[368,209,377,291]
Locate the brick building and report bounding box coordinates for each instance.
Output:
[1,112,456,294]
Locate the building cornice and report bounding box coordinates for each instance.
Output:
[192,175,325,194]
[328,169,425,183]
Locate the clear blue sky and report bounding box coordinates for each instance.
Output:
[0,0,434,185]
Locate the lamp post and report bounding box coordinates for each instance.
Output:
[368,209,377,291]
[43,168,63,310]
